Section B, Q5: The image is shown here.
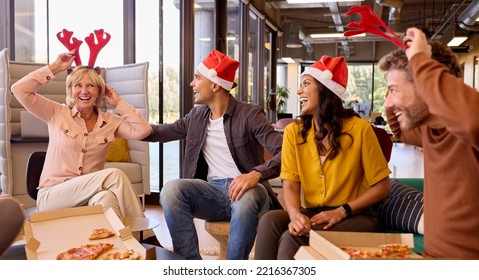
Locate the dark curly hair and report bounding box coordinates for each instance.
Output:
[299,80,359,160]
[378,40,462,79]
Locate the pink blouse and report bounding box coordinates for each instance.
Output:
[11,66,152,188]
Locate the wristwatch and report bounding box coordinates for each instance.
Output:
[340,203,352,217]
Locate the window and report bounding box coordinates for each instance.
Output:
[373,63,388,117]
[247,10,259,104]
[13,0,47,62]
[194,0,215,68]
[48,0,123,67]
[264,27,272,112]
[345,63,373,117]
[136,0,181,192]
[226,0,240,98]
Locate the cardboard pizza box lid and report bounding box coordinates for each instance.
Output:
[294,246,327,260]
[294,230,422,260]
[24,205,147,260]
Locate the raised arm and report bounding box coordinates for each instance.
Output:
[405,27,479,148]
[10,51,75,121]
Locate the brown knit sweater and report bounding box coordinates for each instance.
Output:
[386,53,479,259]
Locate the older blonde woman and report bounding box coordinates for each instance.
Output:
[11,50,152,224]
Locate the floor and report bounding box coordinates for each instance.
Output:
[144,205,221,259]
[144,143,424,259]
[388,143,424,179]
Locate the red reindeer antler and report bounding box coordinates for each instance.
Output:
[344,5,406,48]
[85,29,111,67]
[56,29,83,66]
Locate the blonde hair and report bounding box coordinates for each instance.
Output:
[65,67,106,108]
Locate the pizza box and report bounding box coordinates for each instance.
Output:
[24,205,154,260]
[294,230,423,260]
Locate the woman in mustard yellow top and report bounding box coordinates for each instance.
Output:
[255,55,391,259]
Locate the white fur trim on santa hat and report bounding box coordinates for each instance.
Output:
[301,67,346,100]
[197,63,234,91]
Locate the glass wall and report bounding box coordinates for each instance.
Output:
[373,64,387,117]
[247,10,259,104]
[264,27,272,112]
[226,1,240,98]
[136,0,181,192]
[195,0,215,69]
[345,63,373,117]
[13,0,47,62]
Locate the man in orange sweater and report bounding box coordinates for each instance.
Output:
[378,27,479,259]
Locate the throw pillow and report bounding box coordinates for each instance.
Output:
[106,138,131,162]
[377,179,424,234]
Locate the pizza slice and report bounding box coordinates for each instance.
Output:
[56,243,114,260]
[378,243,412,257]
[89,228,115,240]
[100,249,140,260]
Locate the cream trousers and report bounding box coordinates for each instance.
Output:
[37,168,144,219]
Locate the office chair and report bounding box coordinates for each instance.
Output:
[25,151,46,200]
[372,126,393,162]
[273,118,295,129]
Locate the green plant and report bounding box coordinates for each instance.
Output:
[276,85,290,113]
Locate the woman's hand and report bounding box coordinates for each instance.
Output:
[104,85,122,107]
[288,212,311,236]
[310,207,346,230]
[48,50,76,74]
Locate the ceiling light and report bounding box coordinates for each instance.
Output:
[310,33,365,39]
[447,36,468,47]
[287,0,364,3]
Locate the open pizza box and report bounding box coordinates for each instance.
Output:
[294,230,423,260]
[24,205,155,260]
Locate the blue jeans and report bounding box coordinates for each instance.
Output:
[160,178,270,260]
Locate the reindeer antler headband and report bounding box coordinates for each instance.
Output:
[57,29,111,68]
[344,5,407,48]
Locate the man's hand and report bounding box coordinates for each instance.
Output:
[405,27,432,60]
[228,170,262,202]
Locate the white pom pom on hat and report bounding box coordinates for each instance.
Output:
[208,68,217,78]
[197,50,240,91]
[300,55,348,100]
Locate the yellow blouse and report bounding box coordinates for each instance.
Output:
[280,117,390,208]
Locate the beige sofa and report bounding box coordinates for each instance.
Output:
[0,48,150,209]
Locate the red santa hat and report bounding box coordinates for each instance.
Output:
[197,50,239,91]
[301,55,348,100]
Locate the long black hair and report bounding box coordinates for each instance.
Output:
[299,79,359,159]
